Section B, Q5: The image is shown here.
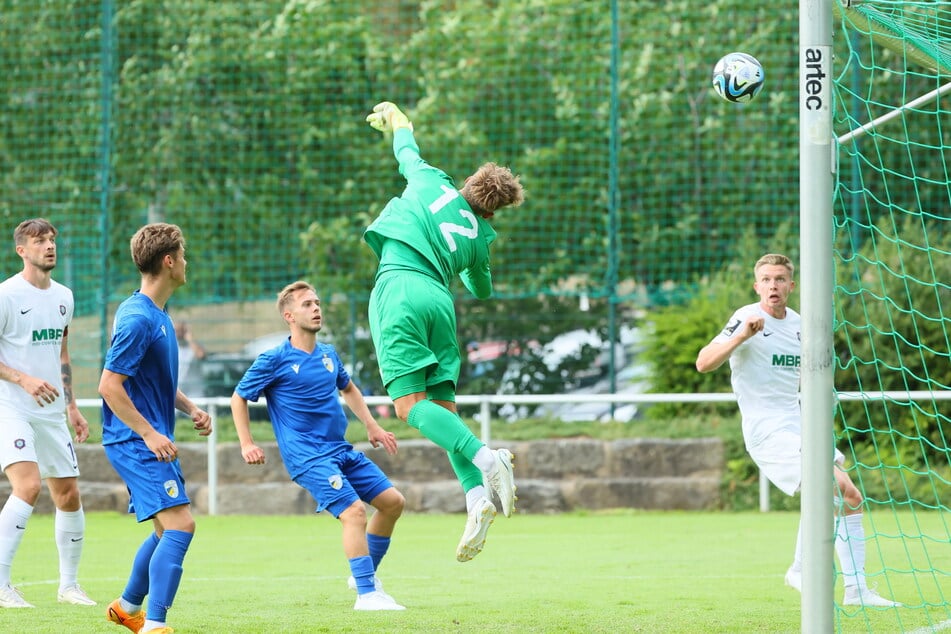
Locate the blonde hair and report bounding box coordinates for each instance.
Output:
[130,223,185,275]
[276,280,316,315]
[460,162,525,217]
[754,253,794,278]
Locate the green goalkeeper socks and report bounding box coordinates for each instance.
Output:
[407,399,484,461]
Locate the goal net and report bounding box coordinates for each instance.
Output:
[833,0,951,630]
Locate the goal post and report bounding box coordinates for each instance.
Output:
[800,2,836,632]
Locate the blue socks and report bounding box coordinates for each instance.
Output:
[367,534,390,571]
[122,532,160,606]
[146,530,193,621]
[119,530,194,622]
[349,555,375,594]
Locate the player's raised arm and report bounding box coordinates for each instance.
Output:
[695,316,764,373]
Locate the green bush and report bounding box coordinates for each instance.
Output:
[639,227,800,509]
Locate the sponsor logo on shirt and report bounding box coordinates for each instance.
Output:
[772,354,801,368]
[32,328,65,344]
[292,364,300,374]
[19,308,31,315]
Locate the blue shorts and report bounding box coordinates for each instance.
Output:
[294,450,393,518]
[104,440,190,522]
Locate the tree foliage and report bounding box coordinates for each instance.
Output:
[0,1,948,436]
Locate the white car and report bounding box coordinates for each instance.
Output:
[534,361,651,423]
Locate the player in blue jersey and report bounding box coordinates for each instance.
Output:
[0,218,95,609]
[364,102,524,562]
[99,223,213,634]
[231,280,406,611]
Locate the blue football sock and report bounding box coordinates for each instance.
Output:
[349,555,375,594]
[123,532,160,606]
[366,534,391,572]
[147,530,193,622]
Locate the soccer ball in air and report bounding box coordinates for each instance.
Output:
[711,52,765,104]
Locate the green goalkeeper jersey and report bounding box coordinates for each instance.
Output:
[364,127,497,299]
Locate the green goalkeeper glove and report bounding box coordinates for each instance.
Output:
[366,102,413,132]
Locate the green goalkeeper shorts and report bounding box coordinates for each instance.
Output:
[369,270,461,399]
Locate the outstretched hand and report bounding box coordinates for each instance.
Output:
[366,421,398,455]
[366,102,413,133]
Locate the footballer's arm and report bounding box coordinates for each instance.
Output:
[696,316,764,373]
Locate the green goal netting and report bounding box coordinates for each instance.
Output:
[834,0,951,631]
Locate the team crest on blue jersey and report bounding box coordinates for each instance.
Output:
[13,439,25,450]
[328,474,343,490]
[322,355,335,373]
[164,479,179,498]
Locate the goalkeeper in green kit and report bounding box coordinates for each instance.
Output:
[364,102,524,562]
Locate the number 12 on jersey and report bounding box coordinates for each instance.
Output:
[428,185,479,252]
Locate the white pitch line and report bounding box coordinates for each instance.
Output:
[904,619,951,634]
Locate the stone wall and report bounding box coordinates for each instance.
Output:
[18,438,724,514]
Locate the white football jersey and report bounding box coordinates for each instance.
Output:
[0,274,73,419]
[712,302,801,449]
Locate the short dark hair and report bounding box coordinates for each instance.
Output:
[14,218,57,245]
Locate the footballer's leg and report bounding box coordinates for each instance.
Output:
[449,451,498,562]
[47,477,95,605]
[835,467,901,607]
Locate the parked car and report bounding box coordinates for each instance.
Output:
[495,329,627,394]
[471,327,642,423]
[534,361,652,423]
[200,332,290,400]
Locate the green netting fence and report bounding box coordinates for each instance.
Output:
[0,0,805,396]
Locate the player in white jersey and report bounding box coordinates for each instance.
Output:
[696,253,899,608]
[0,218,94,609]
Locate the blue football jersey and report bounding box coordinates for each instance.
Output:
[235,339,353,478]
[102,291,178,446]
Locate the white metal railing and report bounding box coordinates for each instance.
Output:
[77,390,951,515]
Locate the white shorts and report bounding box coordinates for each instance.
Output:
[0,408,79,479]
[747,429,844,496]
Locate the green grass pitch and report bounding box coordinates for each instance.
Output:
[0,510,941,633]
